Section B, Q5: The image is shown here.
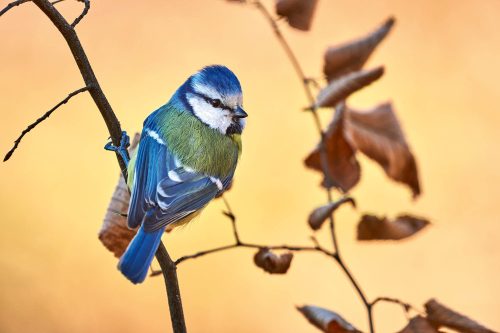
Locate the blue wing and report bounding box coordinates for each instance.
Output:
[127,127,233,232]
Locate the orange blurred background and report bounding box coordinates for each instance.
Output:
[1,0,499,332]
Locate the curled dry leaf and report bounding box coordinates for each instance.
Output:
[397,316,441,333]
[324,17,395,81]
[344,102,421,198]
[305,105,361,191]
[276,0,319,31]
[98,133,140,258]
[357,214,430,241]
[297,305,362,333]
[315,67,384,108]
[425,299,497,333]
[253,248,293,274]
[308,196,356,230]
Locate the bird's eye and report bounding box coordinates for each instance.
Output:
[209,98,222,108]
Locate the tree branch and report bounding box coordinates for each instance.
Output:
[14,1,187,332]
[249,2,375,332]
[3,86,90,162]
[156,242,187,333]
[0,0,30,17]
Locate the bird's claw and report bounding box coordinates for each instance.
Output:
[105,131,130,165]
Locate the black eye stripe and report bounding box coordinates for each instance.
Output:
[191,92,234,111]
[204,96,231,111]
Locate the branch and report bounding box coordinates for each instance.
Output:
[71,0,89,28]
[371,297,419,315]
[156,243,187,333]
[249,2,375,332]
[17,1,186,332]
[3,86,90,162]
[31,0,128,175]
[0,0,29,17]
[176,241,331,265]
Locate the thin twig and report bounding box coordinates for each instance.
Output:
[371,297,418,314]
[70,0,89,27]
[3,86,90,162]
[0,0,30,17]
[176,241,332,265]
[221,195,241,244]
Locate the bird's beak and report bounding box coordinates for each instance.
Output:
[233,107,248,119]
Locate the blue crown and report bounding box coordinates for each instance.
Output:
[190,65,242,98]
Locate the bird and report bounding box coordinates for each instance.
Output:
[107,65,247,284]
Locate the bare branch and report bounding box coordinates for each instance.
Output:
[22,1,185,332]
[242,2,377,332]
[175,240,332,265]
[371,297,422,320]
[3,86,90,162]
[0,0,30,17]
[71,0,89,27]
[155,243,187,333]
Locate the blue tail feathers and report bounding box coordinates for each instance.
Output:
[118,225,165,284]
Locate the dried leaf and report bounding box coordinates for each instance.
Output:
[275,0,319,31]
[397,316,441,333]
[308,197,356,230]
[99,134,140,258]
[253,248,293,274]
[357,214,430,241]
[344,102,421,198]
[297,305,362,333]
[324,17,395,81]
[315,67,384,108]
[425,299,498,333]
[305,106,361,191]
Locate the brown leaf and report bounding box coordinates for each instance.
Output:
[297,305,362,333]
[324,17,395,81]
[98,133,140,258]
[425,299,498,333]
[357,214,430,241]
[305,105,361,191]
[253,248,293,274]
[308,197,356,230]
[397,316,441,333]
[344,102,421,198]
[315,67,384,108]
[275,0,319,31]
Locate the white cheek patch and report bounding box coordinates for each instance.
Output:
[187,94,232,134]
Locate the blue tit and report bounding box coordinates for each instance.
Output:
[116,65,247,284]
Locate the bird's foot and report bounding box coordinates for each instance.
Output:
[105,131,130,165]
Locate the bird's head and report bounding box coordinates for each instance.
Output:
[180,65,247,135]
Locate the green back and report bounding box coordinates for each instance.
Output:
[157,106,241,179]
